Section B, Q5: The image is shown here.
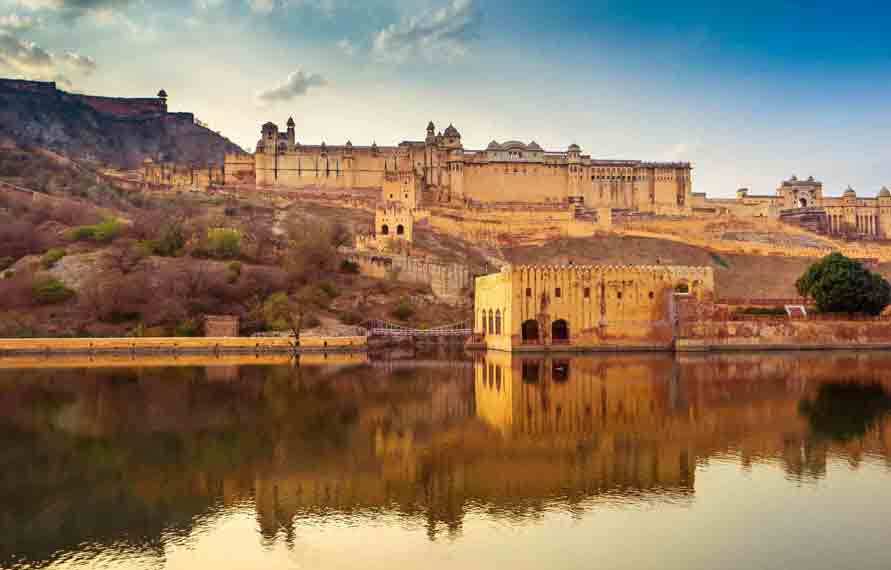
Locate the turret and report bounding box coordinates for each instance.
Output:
[261,122,278,153]
[286,116,295,147]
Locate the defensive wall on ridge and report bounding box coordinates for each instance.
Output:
[345,249,473,302]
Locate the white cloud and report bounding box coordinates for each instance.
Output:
[336,38,355,57]
[14,0,136,18]
[0,13,41,30]
[60,50,96,74]
[194,0,225,10]
[0,30,97,86]
[247,0,335,15]
[372,0,479,62]
[255,69,327,104]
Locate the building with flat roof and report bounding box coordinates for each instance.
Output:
[474,264,714,351]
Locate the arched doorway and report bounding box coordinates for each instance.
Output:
[521,319,539,343]
[522,361,540,383]
[381,224,389,235]
[799,197,808,208]
[396,224,405,235]
[495,310,502,335]
[552,319,569,343]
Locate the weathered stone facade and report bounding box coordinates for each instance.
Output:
[693,175,891,238]
[474,264,714,351]
[235,119,693,212]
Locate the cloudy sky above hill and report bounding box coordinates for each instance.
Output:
[1,0,889,196]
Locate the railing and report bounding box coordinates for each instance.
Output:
[365,320,472,338]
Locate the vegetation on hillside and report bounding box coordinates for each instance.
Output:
[0,154,468,337]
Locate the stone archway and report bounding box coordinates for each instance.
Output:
[521,319,539,343]
[397,224,405,235]
[381,224,389,235]
[551,319,569,343]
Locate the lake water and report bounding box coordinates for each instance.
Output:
[2,350,891,570]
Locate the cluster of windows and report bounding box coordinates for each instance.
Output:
[481,361,503,391]
[480,309,502,335]
[379,224,406,236]
[525,284,657,302]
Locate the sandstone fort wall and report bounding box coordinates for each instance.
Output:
[346,249,472,302]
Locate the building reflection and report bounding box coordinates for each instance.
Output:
[3,351,891,567]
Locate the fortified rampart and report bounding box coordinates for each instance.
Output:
[74,94,167,118]
[0,78,58,95]
[345,249,473,302]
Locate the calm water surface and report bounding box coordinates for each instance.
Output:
[3,350,891,570]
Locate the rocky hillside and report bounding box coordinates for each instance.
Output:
[0,79,245,168]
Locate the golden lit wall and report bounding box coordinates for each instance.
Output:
[475,264,715,351]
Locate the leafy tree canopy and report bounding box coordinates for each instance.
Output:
[795,252,891,315]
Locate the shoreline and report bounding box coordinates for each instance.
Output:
[0,336,368,356]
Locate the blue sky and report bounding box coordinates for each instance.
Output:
[1,0,889,197]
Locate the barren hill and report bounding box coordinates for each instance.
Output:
[0,79,245,168]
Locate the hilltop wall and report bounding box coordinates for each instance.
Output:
[73,94,167,119]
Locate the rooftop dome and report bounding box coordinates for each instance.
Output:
[157,89,168,99]
[568,143,581,152]
[261,121,277,131]
[286,117,295,127]
[843,186,857,198]
[879,186,891,198]
[527,141,543,151]
[443,124,461,138]
[486,140,500,150]
[427,121,435,132]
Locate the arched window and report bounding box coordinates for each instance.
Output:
[522,320,539,343]
[480,311,487,334]
[552,319,570,343]
[488,310,494,334]
[381,224,389,235]
[396,224,405,235]
[495,310,502,335]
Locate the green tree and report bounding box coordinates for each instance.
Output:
[795,253,891,315]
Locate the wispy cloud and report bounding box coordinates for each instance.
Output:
[255,69,327,104]
[336,38,355,57]
[0,13,41,30]
[0,30,96,86]
[247,0,335,16]
[372,0,480,62]
[13,0,136,19]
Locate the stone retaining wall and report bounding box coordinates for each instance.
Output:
[0,336,367,355]
[677,319,891,351]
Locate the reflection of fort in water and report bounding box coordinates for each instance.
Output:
[3,352,891,563]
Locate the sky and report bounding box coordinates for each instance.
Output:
[1,0,889,197]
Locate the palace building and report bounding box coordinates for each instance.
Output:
[693,175,891,238]
[236,119,694,212]
[474,264,714,352]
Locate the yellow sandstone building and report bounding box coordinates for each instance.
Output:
[473,264,714,351]
[241,119,694,212]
